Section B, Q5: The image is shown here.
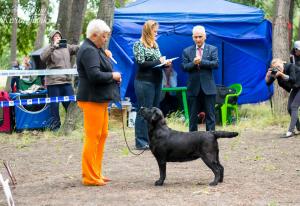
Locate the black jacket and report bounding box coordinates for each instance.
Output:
[76,39,120,103]
[276,63,300,92]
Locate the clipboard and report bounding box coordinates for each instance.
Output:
[153,57,179,68]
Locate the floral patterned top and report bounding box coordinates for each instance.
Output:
[133,40,163,84]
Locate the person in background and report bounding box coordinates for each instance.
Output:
[265,58,300,138]
[10,60,20,92]
[76,19,121,186]
[40,30,79,131]
[133,20,172,150]
[182,25,219,132]
[290,40,300,67]
[159,65,179,116]
[20,56,33,81]
[21,56,32,70]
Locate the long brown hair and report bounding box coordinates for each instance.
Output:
[141,20,158,48]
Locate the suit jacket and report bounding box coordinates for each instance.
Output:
[182,43,218,96]
[76,39,120,103]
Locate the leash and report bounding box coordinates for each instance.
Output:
[120,108,147,155]
[113,83,147,155]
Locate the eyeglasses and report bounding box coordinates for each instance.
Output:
[193,36,203,39]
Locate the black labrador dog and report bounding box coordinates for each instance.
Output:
[139,107,238,186]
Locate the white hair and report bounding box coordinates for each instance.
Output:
[86,19,111,38]
[192,25,206,35]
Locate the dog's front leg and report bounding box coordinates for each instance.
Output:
[155,161,166,186]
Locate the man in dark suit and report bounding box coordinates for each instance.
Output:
[182,25,219,131]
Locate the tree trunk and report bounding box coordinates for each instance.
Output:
[34,0,49,50]
[62,102,83,135]
[272,0,291,115]
[288,0,294,49]
[62,0,87,135]
[97,0,115,28]
[297,15,300,40]
[6,0,18,92]
[10,0,18,64]
[67,0,87,44]
[97,0,116,47]
[5,77,11,92]
[56,0,73,38]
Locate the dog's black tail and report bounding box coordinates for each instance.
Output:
[212,131,238,139]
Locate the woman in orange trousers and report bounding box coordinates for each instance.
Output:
[76,19,122,186]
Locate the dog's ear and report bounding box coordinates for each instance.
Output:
[151,108,162,123]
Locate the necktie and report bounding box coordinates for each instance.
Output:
[197,47,202,70]
[197,47,202,58]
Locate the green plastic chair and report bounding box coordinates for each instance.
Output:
[220,83,242,127]
[161,87,189,124]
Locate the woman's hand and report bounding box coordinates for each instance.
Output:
[266,70,272,78]
[160,56,166,64]
[165,60,172,67]
[112,72,122,83]
[105,49,112,58]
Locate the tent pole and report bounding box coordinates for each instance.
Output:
[222,41,224,85]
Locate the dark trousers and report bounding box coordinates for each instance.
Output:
[47,84,74,130]
[287,88,300,132]
[11,77,19,92]
[134,79,161,148]
[188,88,216,132]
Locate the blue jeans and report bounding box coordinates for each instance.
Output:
[47,84,74,130]
[134,80,162,148]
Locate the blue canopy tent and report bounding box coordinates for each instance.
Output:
[109,0,273,104]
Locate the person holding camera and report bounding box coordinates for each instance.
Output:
[265,58,300,138]
[40,30,79,131]
[133,20,172,150]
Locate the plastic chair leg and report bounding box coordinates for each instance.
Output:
[221,105,227,127]
[181,90,189,125]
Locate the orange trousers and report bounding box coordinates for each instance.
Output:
[78,101,109,186]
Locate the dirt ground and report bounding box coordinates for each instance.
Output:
[0,124,300,206]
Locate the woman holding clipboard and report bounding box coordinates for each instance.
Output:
[133,20,172,150]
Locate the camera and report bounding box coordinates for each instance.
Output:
[270,67,279,76]
[266,66,280,86]
[59,39,67,48]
